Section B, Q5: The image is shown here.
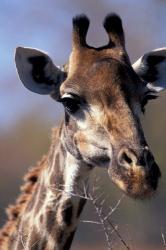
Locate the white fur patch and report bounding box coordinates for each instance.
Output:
[64,152,91,195]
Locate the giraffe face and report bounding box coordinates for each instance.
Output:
[60,55,161,199]
[15,14,166,199]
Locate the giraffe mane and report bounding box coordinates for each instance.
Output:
[0,155,47,247]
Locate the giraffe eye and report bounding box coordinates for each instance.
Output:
[61,93,81,114]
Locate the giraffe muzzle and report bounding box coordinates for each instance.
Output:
[108,146,161,199]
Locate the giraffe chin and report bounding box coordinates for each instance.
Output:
[108,163,161,199]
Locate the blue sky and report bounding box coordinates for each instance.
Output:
[0,0,166,129]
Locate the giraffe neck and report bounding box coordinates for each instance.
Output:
[13,126,92,250]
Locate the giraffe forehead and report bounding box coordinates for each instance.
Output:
[62,58,133,99]
[69,45,126,70]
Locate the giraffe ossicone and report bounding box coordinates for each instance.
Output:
[0,13,166,250]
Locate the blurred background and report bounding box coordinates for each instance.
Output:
[0,0,166,249]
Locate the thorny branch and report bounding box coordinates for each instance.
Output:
[89,193,113,250]
[88,192,130,250]
[50,179,130,250]
[15,173,130,250]
[103,195,125,221]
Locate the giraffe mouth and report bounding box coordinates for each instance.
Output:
[88,155,111,167]
[107,149,161,199]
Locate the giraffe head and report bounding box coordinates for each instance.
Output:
[15,14,166,199]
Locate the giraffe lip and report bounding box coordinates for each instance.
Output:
[91,143,109,151]
[89,155,111,166]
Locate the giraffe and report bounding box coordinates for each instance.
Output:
[0,13,166,250]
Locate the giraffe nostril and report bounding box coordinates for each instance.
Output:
[118,148,137,168]
[121,152,132,164]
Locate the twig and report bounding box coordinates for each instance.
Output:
[81,220,102,225]
[161,231,166,246]
[89,193,113,250]
[49,181,129,250]
[19,231,27,250]
[104,195,124,221]
[107,218,130,250]
[89,190,130,250]
[48,186,92,200]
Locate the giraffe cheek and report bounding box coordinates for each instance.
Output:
[74,132,89,156]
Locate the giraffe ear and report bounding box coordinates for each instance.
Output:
[133,48,166,92]
[15,47,66,97]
